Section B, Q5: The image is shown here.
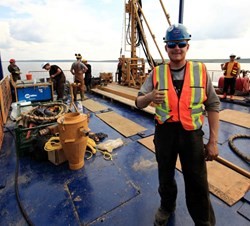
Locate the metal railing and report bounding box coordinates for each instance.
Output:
[28,70,74,82]
[28,69,224,87]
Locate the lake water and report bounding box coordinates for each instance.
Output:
[2,60,250,84]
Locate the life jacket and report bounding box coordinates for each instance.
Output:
[152,61,207,131]
[224,62,239,77]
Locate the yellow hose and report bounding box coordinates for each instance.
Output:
[44,137,62,151]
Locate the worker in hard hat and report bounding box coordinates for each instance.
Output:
[42,62,66,100]
[8,58,22,101]
[8,59,21,82]
[135,24,220,226]
[220,54,241,100]
[70,53,88,100]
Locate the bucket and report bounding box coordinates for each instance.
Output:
[57,112,89,170]
[26,73,32,80]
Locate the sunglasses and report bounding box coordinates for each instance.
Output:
[166,41,188,49]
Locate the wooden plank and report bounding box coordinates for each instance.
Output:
[96,111,147,137]
[137,135,250,206]
[138,135,155,152]
[206,160,250,206]
[91,88,155,115]
[0,108,3,151]
[218,95,245,101]
[81,99,108,112]
[98,83,138,101]
[219,109,250,128]
[232,96,245,101]
[0,76,12,124]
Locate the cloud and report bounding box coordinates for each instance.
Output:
[9,19,45,42]
[0,0,250,60]
[0,0,124,60]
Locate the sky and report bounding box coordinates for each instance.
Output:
[0,0,250,61]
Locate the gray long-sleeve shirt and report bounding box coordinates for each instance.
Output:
[138,63,220,112]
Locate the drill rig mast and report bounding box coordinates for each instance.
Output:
[119,0,171,88]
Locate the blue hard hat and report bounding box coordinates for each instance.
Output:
[164,23,191,42]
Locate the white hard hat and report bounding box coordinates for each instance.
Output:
[41,62,49,69]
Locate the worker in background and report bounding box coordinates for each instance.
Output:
[235,70,250,96]
[135,24,220,226]
[242,70,250,94]
[70,53,88,101]
[8,58,21,82]
[220,54,241,100]
[42,62,66,100]
[82,59,92,92]
[8,58,22,101]
[116,58,123,84]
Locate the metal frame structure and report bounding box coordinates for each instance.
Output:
[120,0,171,88]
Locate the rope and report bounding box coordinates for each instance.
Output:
[21,102,69,123]
[228,134,250,162]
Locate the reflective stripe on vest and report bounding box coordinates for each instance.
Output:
[224,62,239,77]
[153,61,207,131]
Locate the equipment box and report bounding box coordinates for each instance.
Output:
[48,149,67,165]
[15,82,53,102]
[15,122,57,156]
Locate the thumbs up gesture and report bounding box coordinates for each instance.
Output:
[151,82,165,104]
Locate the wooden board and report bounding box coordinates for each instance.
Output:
[81,99,108,112]
[219,109,250,128]
[0,108,3,151]
[206,161,250,206]
[96,111,147,137]
[232,96,245,101]
[91,88,155,115]
[218,95,245,101]
[0,76,12,124]
[138,135,155,152]
[138,135,250,206]
[99,83,139,100]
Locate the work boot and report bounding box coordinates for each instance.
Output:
[80,92,85,101]
[154,207,172,226]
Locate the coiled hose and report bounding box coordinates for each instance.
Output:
[228,134,250,163]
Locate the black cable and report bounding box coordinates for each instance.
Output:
[15,150,34,226]
[4,125,34,225]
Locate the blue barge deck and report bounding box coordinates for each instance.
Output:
[0,89,249,226]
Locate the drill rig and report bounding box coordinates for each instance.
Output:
[119,0,171,88]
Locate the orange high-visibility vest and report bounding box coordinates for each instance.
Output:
[152,61,207,131]
[224,62,239,77]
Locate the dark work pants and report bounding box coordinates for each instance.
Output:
[84,76,91,92]
[54,77,65,100]
[223,77,236,95]
[118,72,122,84]
[154,122,215,226]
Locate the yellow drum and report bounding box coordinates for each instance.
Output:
[57,112,89,170]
